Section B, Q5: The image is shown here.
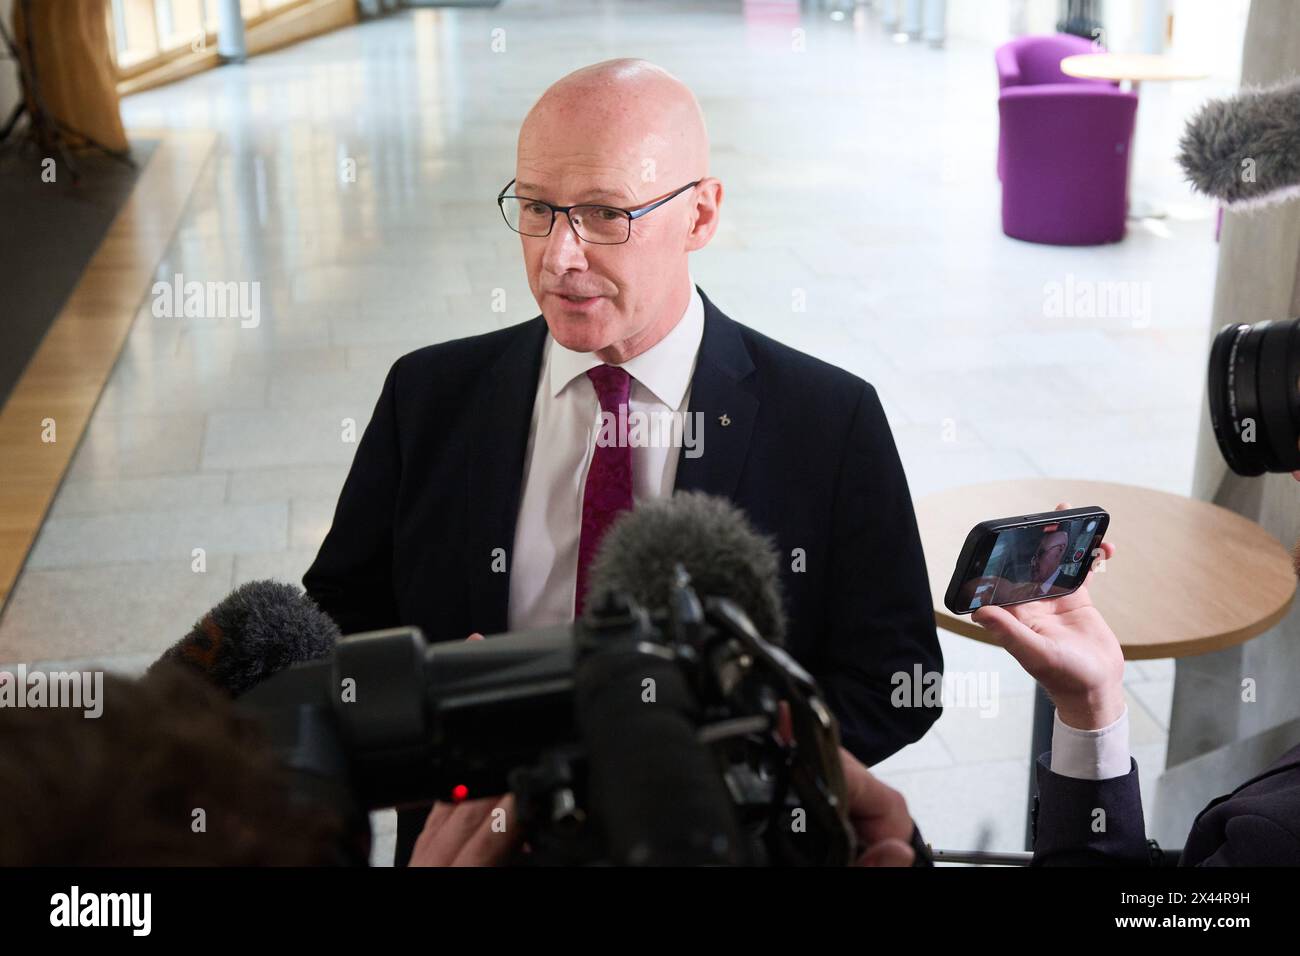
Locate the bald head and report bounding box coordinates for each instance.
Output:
[1030,530,1070,583]
[512,59,721,362]
[519,59,709,191]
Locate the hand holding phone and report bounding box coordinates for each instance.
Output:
[966,503,1123,731]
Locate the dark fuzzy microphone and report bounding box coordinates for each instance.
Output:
[583,490,786,643]
[1178,77,1300,209]
[150,580,340,697]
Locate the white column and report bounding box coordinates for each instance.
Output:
[880,0,899,30]
[1140,0,1169,54]
[1162,0,1300,849]
[215,0,247,62]
[901,0,923,37]
[923,0,946,47]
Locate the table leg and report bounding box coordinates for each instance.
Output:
[1123,79,1168,220]
[1025,682,1054,851]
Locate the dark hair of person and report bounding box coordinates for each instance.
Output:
[0,662,353,865]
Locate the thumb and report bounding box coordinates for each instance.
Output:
[858,837,916,867]
[466,632,484,641]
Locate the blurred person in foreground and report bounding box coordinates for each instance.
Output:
[0,664,349,866]
[0,661,919,867]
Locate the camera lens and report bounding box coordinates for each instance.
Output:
[1208,317,1300,475]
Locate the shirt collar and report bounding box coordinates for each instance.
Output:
[1038,566,1063,594]
[546,278,704,409]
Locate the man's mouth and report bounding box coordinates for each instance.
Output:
[555,292,604,309]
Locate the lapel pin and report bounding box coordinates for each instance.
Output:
[719,413,731,427]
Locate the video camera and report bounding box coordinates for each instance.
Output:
[239,567,856,866]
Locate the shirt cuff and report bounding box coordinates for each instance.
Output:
[1048,706,1131,781]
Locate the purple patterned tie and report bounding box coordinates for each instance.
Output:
[574,364,633,617]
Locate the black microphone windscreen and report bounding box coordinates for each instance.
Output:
[150,580,341,697]
[1178,78,1300,209]
[584,491,786,643]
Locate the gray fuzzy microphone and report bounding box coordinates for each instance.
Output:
[1178,77,1300,209]
[583,491,787,644]
[150,579,341,697]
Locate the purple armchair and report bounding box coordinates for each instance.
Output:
[995,34,1120,181]
[998,84,1138,245]
[995,33,1111,91]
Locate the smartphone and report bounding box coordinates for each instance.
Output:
[943,506,1109,615]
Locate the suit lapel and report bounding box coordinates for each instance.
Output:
[673,286,759,499]
[466,316,549,633]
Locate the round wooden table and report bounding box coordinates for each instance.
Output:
[915,478,1295,848]
[1059,52,1209,87]
[1059,53,1209,221]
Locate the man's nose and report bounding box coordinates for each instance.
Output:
[540,212,588,272]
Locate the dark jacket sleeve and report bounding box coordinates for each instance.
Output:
[819,382,943,766]
[1191,814,1300,866]
[302,361,403,636]
[1032,754,1152,866]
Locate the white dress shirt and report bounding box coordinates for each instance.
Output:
[507,280,705,630]
[1035,566,1063,596]
[1050,706,1131,780]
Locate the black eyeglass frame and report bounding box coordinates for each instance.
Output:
[496,178,702,244]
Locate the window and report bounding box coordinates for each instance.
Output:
[108,0,311,77]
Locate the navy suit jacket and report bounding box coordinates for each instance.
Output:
[303,286,942,863]
[1032,743,1300,865]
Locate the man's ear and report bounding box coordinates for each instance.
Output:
[684,178,723,252]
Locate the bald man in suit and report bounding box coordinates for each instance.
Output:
[304,58,941,865]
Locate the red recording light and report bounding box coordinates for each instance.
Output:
[451,784,469,802]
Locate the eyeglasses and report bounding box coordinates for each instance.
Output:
[497,179,701,245]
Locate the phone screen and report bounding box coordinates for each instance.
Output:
[952,514,1105,613]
